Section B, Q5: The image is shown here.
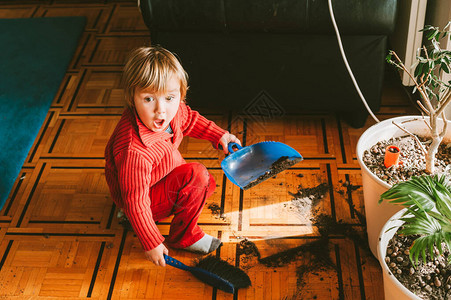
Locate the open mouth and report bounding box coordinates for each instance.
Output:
[154,119,165,128]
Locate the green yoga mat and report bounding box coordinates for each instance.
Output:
[0,17,86,210]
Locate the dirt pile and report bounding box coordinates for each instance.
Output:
[286,182,329,221]
[237,179,369,295]
[207,203,228,222]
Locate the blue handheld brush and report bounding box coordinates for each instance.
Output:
[164,254,251,293]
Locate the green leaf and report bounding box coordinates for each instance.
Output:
[409,236,438,265]
[414,63,424,77]
[380,175,451,266]
[386,53,393,63]
[418,57,428,63]
[441,62,450,73]
[432,39,441,52]
[428,29,440,40]
[421,25,436,33]
[428,211,450,227]
[380,176,438,211]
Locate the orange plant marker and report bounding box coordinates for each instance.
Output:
[384,145,400,168]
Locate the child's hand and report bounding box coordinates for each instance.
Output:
[144,243,169,267]
[219,132,241,154]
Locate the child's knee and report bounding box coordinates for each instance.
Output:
[179,163,214,197]
[187,162,213,188]
[165,163,215,199]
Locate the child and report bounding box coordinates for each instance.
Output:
[104,46,241,267]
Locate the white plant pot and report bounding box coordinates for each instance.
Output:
[356,116,451,256]
[377,208,420,299]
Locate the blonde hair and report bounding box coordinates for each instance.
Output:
[122,46,188,108]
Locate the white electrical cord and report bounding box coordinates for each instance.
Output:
[327,0,380,123]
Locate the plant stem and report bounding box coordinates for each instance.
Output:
[425,116,446,174]
[392,121,427,156]
[437,92,451,116]
[391,51,433,112]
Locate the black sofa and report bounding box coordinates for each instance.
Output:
[139,0,398,128]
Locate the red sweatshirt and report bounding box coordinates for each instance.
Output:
[104,103,227,250]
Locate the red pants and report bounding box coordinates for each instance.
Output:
[149,162,215,249]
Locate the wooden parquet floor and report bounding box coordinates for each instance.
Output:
[0,1,419,299]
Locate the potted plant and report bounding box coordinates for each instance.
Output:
[357,23,451,256]
[377,175,451,299]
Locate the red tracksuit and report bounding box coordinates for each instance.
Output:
[104,103,226,250]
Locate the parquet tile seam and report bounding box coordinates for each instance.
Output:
[30,5,39,17]
[334,244,345,299]
[101,2,115,34]
[27,111,56,163]
[48,119,65,153]
[87,241,106,297]
[15,163,47,228]
[0,240,13,271]
[353,241,366,300]
[55,76,71,105]
[336,116,347,164]
[2,175,26,217]
[326,164,337,222]
[344,174,355,220]
[67,68,87,111]
[107,227,128,300]
[71,33,92,70]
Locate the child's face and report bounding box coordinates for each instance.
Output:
[134,75,181,132]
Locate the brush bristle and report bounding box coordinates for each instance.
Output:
[194,255,251,289]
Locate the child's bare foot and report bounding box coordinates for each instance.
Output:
[184,234,222,254]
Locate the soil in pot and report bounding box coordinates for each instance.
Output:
[362,135,450,185]
[385,230,451,299]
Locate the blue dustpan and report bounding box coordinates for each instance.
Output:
[221,142,303,190]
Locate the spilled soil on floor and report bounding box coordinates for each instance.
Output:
[206,203,229,222]
[237,178,368,294]
[335,179,366,225]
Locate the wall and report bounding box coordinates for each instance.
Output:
[425,0,451,118]
[389,0,427,86]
